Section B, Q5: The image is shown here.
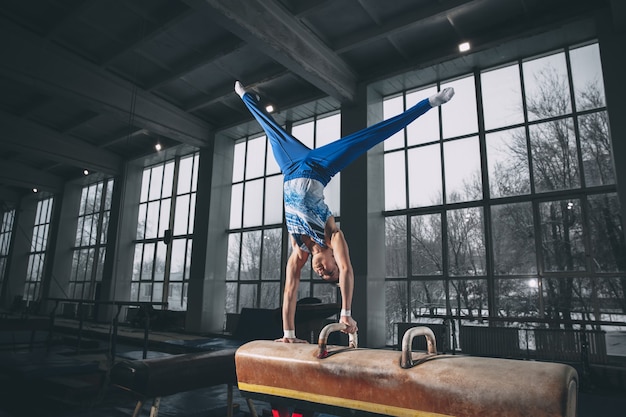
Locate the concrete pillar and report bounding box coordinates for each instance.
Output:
[98,170,132,321]
[186,133,234,333]
[597,2,626,246]
[109,163,143,312]
[46,182,82,301]
[340,84,387,348]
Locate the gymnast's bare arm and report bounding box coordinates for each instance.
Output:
[276,236,309,343]
[330,230,358,334]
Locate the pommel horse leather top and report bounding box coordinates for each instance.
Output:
[235,325,578,417]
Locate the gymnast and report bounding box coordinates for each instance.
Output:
[235,81,454,343]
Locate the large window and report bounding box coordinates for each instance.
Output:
[227,112,341,314]
[0,209,15,291]
[132,152,198,311]
[68,179,114,300]
[24,197,54,303]
[383,42,623,343]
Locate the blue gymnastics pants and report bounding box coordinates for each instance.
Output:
[240,92,434,186]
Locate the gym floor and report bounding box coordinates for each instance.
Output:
[0,324,624,417]
[1,374,623,417]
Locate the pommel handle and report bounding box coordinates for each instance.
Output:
[400,326,437,369]
[317,323,358,358]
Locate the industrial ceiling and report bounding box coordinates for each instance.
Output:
[0,0,613,206]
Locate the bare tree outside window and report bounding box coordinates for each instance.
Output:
[411,280,446,318]
[385,216,407,278]
[385,280,408,343]
[449,279,488,318]
[447,206,486,277]
[382,42,624,340]
[491,202,536,275]
[539,199,585,273]
[580,111,613,186]
[410,214,442,276]
[495,278,540,318]
[486,127,531,198]
[587,193,624,273]
[240,230,262,282]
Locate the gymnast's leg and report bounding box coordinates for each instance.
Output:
[235,81,310,176]
[310,87,455,179]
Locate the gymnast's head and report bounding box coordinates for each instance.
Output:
[312,249,339,283]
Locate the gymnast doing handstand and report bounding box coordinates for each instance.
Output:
[235,81,454,343]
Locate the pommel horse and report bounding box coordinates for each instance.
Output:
[235,324,577,417]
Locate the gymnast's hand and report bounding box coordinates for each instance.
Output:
[275,336,308,343]
[340,315,358,334]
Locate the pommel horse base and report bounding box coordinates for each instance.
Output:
[236,325,578,417]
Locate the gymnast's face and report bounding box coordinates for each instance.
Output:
[312,250,339,283]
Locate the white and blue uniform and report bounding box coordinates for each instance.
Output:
[284,178,332,251]
[239,91,434,252]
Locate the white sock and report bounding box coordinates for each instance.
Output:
[234,80,247,98]
[428,87,455,107]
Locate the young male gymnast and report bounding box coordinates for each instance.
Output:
[235,81,454,343]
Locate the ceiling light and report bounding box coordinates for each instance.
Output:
[83,169,89,176]
[265,104,275,113]
[155,143,162,151]
[459,42,470,52]
[32,188,38,193]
